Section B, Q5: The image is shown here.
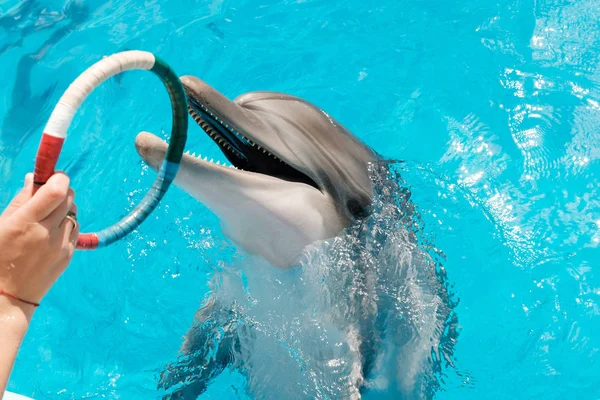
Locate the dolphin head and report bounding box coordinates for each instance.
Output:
[135,76,376,267]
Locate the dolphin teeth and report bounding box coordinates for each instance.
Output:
[210,158,213,163]
[216,160,220,165]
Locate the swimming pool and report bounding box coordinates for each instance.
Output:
[1,0,599,398]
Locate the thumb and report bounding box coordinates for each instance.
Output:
[1,173,34,217]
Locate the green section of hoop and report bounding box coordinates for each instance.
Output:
[90,54,188,248]
[150,56,188,165]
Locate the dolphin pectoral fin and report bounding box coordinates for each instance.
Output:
[159,294,240,399]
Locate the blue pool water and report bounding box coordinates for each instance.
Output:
[2,0,600,398]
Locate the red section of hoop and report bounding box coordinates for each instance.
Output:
[33,134,65,193]
[77,233,99,250]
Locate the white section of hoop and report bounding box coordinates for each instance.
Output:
[43,50,156,138]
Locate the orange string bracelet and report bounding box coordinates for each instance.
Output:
[0,289,40,307]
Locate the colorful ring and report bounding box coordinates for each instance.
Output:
[33,50,188,250]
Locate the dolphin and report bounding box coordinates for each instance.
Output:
[135,77,457,399]
[135,75,377,268]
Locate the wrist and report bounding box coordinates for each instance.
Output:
[0,296,33,334]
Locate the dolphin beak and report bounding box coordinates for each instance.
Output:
[135,131,166,172]
[178,75,269,146]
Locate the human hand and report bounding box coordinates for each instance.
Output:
[0,172,79,317]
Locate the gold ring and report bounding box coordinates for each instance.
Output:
[64,211,78,229]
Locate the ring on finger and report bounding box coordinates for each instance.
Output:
[64,210,78,229]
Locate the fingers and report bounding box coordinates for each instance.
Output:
[2,173,34,217]
[41,188,75,228]
[15,172,70,222]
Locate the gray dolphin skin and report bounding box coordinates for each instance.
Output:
[135,75,377,267]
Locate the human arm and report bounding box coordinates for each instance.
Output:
[0,173,79,394]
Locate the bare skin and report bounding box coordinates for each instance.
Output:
[0,173,79,394]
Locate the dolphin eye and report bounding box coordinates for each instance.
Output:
[347,198,371,219]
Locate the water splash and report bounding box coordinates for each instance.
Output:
[158,161,459,399]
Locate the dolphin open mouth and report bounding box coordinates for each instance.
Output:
[185,90,320,190]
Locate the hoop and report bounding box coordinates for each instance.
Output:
[33,50,188,250]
